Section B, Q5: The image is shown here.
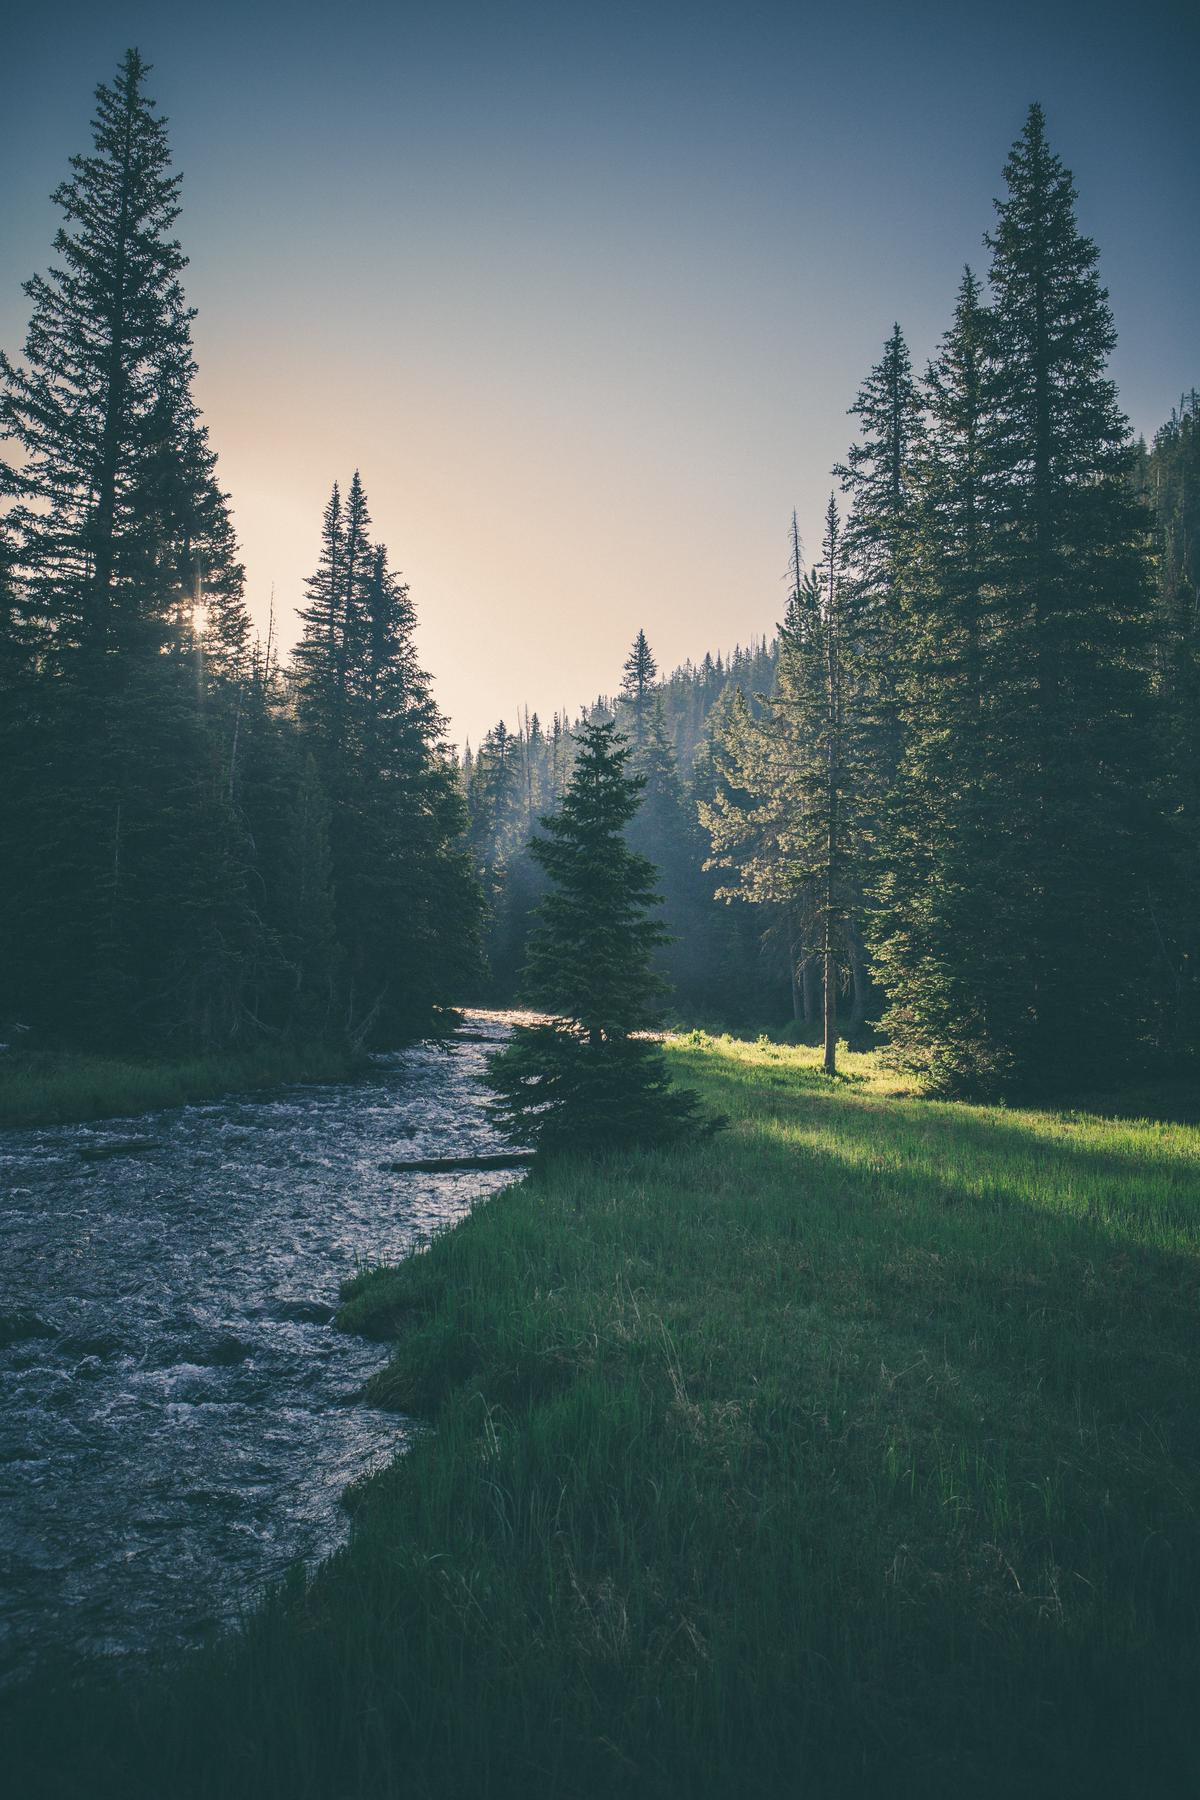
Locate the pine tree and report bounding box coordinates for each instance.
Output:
[292,471,373,773]
[620,628,659,748]
[485,720,706,1154]
[0,50,259,1049]
[292,482,344,749]
[0,50,242,657]
[702,503,871,1071]
[975,103,1157,1087]
[348,539,479,1037]
[292,481,480,1038]
[835,322,922,783]
[869,269,1006,1089]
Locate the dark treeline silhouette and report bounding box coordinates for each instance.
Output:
[468,107,1197,1097]
[1,65,1194,1102]
[0,52,478,1054]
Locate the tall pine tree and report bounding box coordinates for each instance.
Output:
[870,269,1007,1089]
[0,50,259,1049]
[978,103,1156,1088]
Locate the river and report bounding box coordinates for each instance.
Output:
[0,1013,515,1688]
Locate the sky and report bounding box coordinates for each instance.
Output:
[2,0,1197,747]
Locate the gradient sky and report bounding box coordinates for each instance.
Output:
[2,0,1197,747]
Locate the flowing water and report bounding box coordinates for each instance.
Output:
[0,1014,516,1688]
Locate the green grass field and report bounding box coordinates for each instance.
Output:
[0,1041,363,1127]
[8,1034,1200,1797]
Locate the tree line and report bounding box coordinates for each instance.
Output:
[2,63,1194,1103]
[470,107,1197,1098]
[0,51,477,1054]
[707,107,1197,1094]
[462,634,784,1021]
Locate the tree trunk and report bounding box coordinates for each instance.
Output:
[848,923,867,1033]
[823,500,841,1078]
[802,953,817,1026]
[823,914,836,1075]
[788,919,802,1021]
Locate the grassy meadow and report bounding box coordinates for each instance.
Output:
[0,1041,365,1128]
[7,1033,1199,1797]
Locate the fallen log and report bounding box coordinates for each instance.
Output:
[382,1151,535,1173]
[79,1137,161,1161]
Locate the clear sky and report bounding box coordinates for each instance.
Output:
[2,0,1197,747]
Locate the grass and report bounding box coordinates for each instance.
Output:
[6,1033,1200,1797]
[0,1041,364,1127]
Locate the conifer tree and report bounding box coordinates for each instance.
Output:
[485,720,705,1153]
[0,50,258,1049]
[702,503,870,1071]
[292,472,374,773]
[867,107,1158,1093]
[621,628,658,748]
[836,322,922,783]
[349,538,478,1036]
[870,269,1005,1088]
[625,697,712,1009]
[975,103,1156,1087]
[293,480,479,1038]
[0,50,243,657]
[292,482,344,746]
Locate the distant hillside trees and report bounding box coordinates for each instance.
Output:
[464,634,782,1022]
[621,628,658,748]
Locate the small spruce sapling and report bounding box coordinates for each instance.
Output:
[485,719,712,1155]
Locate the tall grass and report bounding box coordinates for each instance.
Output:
[0,1042,362,1127]
[7,1035,1199,1797]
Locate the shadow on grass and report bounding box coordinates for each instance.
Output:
[1052,1076,1200,1128]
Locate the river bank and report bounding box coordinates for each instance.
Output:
[0,1020,515,1688]
[0,1042,370,1128]
[7,1032,1200,1796]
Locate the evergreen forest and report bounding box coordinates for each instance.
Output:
[4,38,1200,1800]
[2,58,1197,1104]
